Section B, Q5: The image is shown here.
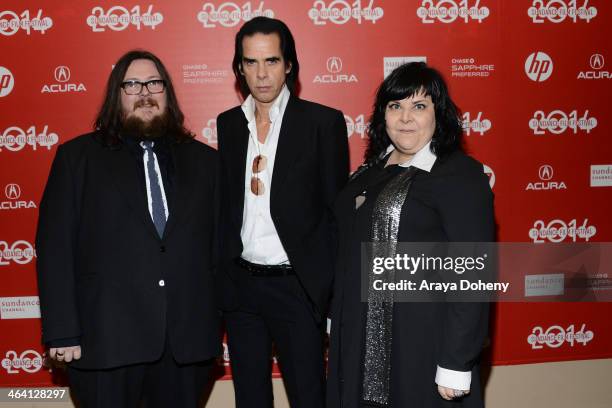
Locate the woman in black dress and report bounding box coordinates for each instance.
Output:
[326,62,494,407]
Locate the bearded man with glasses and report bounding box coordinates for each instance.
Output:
[216,17,349,408]
[36,50,220,407]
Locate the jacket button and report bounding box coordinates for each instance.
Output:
[160,246,166,252]
[158,280,165,287]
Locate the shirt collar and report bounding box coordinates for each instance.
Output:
[385,141,437,172]
[241,84,290,124]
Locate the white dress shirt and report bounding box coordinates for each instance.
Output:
[240,85,291,265]
[387,141,471,391]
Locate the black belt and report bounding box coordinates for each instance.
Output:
[235,257,295,277]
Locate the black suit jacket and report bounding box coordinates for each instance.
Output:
[216,96,349,320]
[36,132,221,370]
[327,150,494,407]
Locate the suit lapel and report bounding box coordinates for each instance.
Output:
[102,144,160,240]
[231,114,250,231]
[270,96,301,207]
[162,142,188,240]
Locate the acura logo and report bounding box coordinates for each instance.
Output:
[5,184,21,200]
[539,165,553,181]
[54,66,71,82]
[326,57,343,74]
[589,54,604,70]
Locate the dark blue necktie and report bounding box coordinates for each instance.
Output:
[141,141,168,237]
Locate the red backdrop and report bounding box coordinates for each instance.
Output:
[1,0,611,386]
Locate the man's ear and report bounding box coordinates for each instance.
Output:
[285,61,292,75]
[239,63,244,75]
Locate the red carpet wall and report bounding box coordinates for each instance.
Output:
[1,0,611,386]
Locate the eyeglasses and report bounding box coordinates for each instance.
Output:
[120,79,166,95]
[250,154,267,196]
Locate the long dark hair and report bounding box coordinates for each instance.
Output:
[94,49,193,146]
[232,17,299,98]
[364,62,463,165]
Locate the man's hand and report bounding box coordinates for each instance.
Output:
[438,385,470,400]
[49,346,82,362]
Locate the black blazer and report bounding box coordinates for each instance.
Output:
[216,96,349,320]
[327,150,494,407]
[36,133,221,370]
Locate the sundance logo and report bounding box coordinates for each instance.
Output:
[0,296,41,319]
[525,52,553,82]
[417,0,489,24]
[483,164,495,189]
[529,218,596,243]
[577,53,610,80]
[345,114,368,139]
[308,0,383,25]
[0,66,15,97]
[0,9,53,36]
[87,5,163,32]
[528,0,597,23]
[0,125,59,152]
[0,240,36,266]
[530,109,597,135]
[528,323,593,349]
[1,350,44,374]
[201,119,217,145]
[462,112,491,136]
[41,65,86,94]
[313,57,358,84]
[1,183,36,210]
[526,165,567,190]
[198,1,274,28]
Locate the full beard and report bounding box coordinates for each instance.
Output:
[120,100,170,141]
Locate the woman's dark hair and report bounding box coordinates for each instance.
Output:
[94,49,193,146]
[232,17,299,97]
[364,62,463,164]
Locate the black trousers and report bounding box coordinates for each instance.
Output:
[224,267,325,408]
[67,341,212,408]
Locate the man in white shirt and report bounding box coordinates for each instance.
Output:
[216,16,349,408]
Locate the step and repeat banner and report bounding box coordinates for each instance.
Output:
[1,0,611,386]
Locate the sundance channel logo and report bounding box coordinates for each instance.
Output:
[590,164,612,187]
[0,296,40,319]
[383,56,427,79]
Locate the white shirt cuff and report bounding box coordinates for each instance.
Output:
[435,366,471,390]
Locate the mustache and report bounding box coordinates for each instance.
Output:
[133,97,159,111]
